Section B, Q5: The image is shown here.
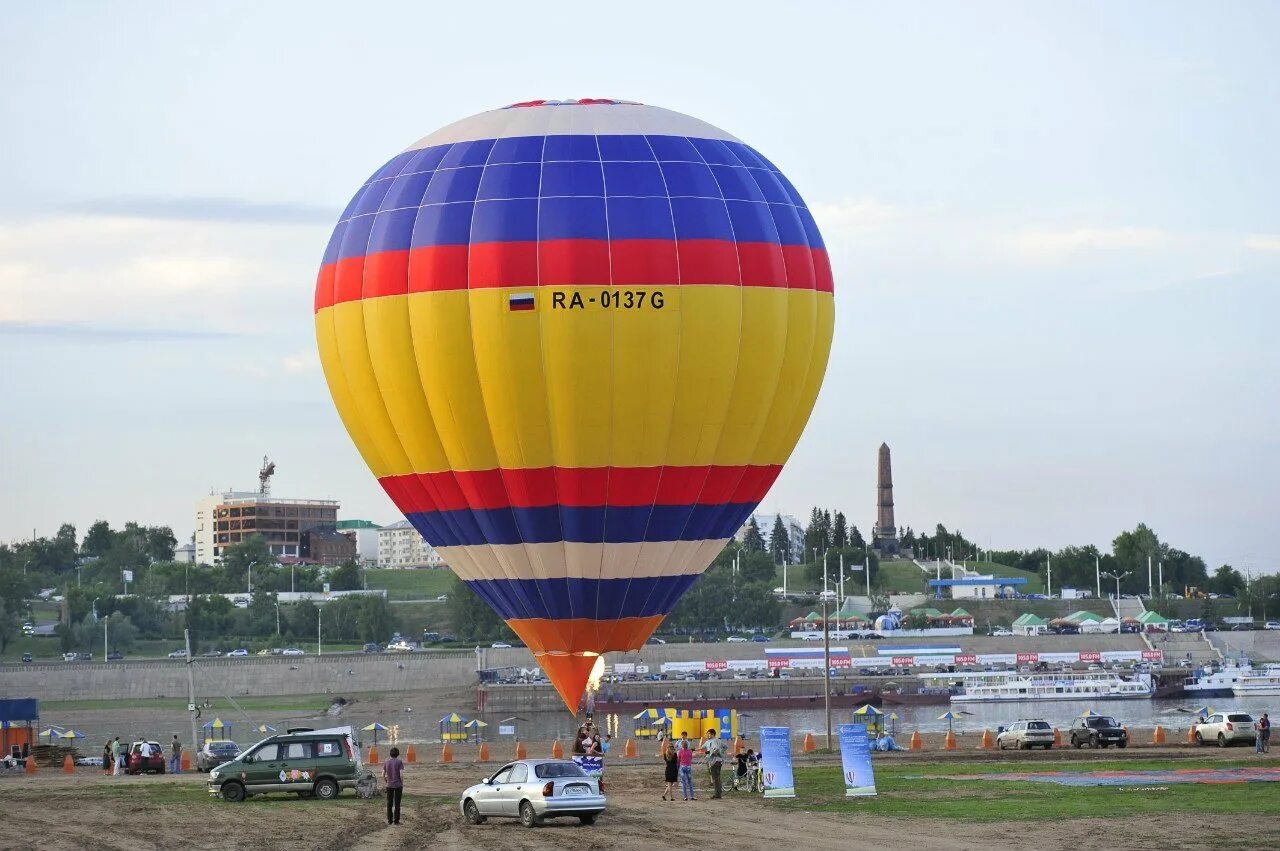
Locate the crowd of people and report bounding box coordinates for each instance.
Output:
[98,734,183,775]
[657,728,750,801]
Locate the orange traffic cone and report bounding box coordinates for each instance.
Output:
[1153,725,1166,745]
[478,743,490,762]
[367,745,380,765]
[63,754,75,773]
[515,741,527,760]
[1053,728,1062,747]
[551,740,564,759]
[25,754,36,774]
[405,744,418,764]
[909,731,923,751]
[624,739,637,758]
[944,730,957,750]
[980,729,994,749]
[180,750,191,771]
[802,732,816,753]
[440,743,454,763]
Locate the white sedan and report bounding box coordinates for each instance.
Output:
[726,636,749,643]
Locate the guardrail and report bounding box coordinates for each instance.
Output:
[0,648,475,674]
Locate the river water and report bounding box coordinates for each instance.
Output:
[511,696,1279,740]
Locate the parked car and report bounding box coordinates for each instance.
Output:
[128,741,166,774]
[996,720,1054,750]
[22,622,35,635]
[281,648,305,656]
[491,642,513,649]
[1194,712,1256,747]
[362,643,383,654]
[645,637,666,645]
[991,628,1014,637]
[227,649,249,657]
[1265,621,1280,631]
[1069,715,1128,748]
[460,759,605,828]
[169,649,188,658]
[726,636,749,643]
[388,640,415,653]
[751,634,770,643]
[201,650,223,658]
[21,653,32,663]
[106,651,124,661]
[196,740,241,772]
[208,726,363,802]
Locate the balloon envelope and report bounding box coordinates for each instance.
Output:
[315,99,834,710]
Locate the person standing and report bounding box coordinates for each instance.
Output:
[660,739,679,801]
[169,735,182,774]
[102,741,113,775]
[383,746,405,825]
[600,734,612,755]
[677,736,695,801]
[702,729,726,799]
[111,737,122,776]
[1258,713,1271,754]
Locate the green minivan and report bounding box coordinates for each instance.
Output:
[208,725,363,802]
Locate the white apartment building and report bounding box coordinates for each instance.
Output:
[377,520,446,569]
[735,512,806,564]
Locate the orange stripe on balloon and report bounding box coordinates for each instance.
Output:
[506,616,664,655]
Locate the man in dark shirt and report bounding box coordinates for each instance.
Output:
[382,747,405,825]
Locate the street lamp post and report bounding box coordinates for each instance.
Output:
[317,607,323,656]
[275,601,281,636]
[1101,571,1133,614]
[820,588,836,750]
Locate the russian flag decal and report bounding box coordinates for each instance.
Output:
[508,292,535,311]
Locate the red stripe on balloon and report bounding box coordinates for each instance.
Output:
[377,465,782,513]
[314,242,835,310]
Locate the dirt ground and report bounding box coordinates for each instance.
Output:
[1,749,1276,851]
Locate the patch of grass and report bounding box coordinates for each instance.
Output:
[363,568,453,601]
[775,759,1280,820]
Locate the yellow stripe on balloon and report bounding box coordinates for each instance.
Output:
[315,287,834,476]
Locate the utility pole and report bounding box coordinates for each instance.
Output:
[865,554,870,597]
[1147,555,1153,598]
[838,553,845,634]
[1047,556,1052,598]
[821,589,834,751]
[317,607,323,656]
[103,617,108,661]
[184,628,198,754]
[1158,562,1163,597]
[1095,555,1101,599]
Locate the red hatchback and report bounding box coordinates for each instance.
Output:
[127,741,166,774]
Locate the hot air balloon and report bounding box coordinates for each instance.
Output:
[315,99,834,711]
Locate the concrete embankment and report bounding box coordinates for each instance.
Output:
[0,651,477,701]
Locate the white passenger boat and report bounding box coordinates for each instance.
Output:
[1231,666,1280,697]
[919,670,1154,703]
[1183,660,1254,698]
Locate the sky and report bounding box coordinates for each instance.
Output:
[1,2,1277,574]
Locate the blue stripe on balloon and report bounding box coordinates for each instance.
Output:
[463,574,702,620]
[330,135,817,261]
[404,502,758,547]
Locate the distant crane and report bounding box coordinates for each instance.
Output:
[258,456,276,496]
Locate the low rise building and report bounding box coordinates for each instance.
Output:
[195,490,340,565]
[377,520,446,569]
[337,519,381,566]
[302,528,357,566]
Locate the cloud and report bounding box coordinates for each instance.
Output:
[1007,226,1170,260]
[1244,234,1280,252]
[809,197,922,234]
[0,320,236,341]
[0,213,324,333]
[66,196,336,225]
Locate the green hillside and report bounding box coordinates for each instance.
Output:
[363,568,454,601]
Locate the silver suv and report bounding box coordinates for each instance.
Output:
[997,719,1054,750]
[1195,712,1255,747]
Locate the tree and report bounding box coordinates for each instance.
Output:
[1112,524,1161,579]
[741,518,765,553]
[1208,564,1245,596]
[144,527,178,563]
[832,512,848,549]
[82,521,114,558]
[0,566,32,654]
[444,574,510,641]
[849,525,866,550]
[328,560,361,592]
[768,516,791,566]
[221,535,277,588]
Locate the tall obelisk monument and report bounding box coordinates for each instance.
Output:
[872,443,899,554]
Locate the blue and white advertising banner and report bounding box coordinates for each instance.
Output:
[759,726,795,798]
[839,723,877,797]
[572,755,603,778]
